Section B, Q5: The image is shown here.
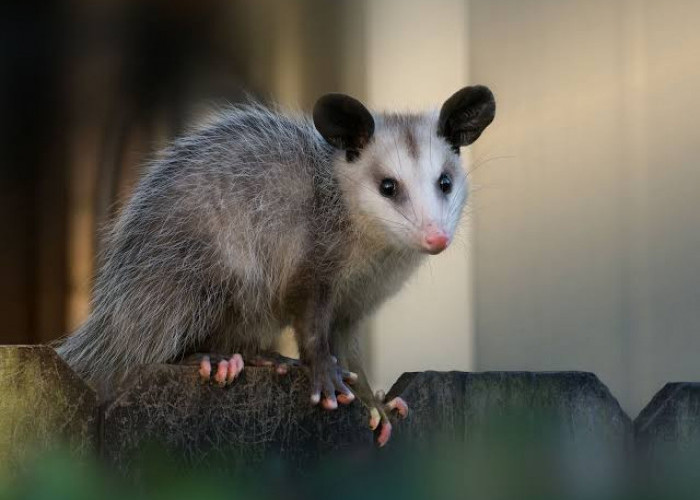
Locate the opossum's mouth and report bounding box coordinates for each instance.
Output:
[420,230,450,255]
[422,245,448,255]
[420,243,449,255]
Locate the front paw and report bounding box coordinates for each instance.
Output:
[309,357,356,410]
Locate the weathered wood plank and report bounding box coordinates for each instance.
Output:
[102,364,374,473]
[0,346,98,475]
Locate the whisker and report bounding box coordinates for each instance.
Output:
[466,154,516,177]
[393,136,420,225]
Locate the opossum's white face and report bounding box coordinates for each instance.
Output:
[314,86,495,255]
[337,117,467,254]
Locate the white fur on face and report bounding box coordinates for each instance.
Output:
[337,113,468,252]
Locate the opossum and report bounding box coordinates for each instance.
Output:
[57,85,495,446]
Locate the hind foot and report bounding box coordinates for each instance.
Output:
[368,391,409,447]
[375,390,409,419]
[186,353,244,386]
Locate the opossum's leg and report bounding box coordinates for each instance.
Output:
[181,353,244,386]
[335,334,408,447]
[293,283,355,410]
[345,362,394,447]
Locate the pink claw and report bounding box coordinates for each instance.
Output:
[386,397,409,418]
[233,353,244,376]
[226,360,236,384]
[225,354,243,384]
[337,392,355,405]
[377,420,393,447]
[369,408,381,431]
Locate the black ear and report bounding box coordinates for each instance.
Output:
[438,85,496,152]
[313,94,375,159]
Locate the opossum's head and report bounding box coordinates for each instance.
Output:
[314,86,495,255]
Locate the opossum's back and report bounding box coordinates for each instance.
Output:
[155,106,330,221]
[134,106,330,280]
[183,107,331,298]
[180,106,327,176]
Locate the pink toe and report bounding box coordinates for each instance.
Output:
[228,354,244,379]
[226,359,238,384]
[214,360,228,385]
[198,357,211,380]
[322,397,338,410]
[377,421,392,447]
[233,354,244,373]
[337,393,355,405]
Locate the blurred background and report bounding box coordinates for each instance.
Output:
[1,0,699,417]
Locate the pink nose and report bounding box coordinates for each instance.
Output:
[423,231,450,254]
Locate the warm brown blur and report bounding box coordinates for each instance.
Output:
[0,0,351,345]
[1,0,699,416]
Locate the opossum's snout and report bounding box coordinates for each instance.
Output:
[421,226,450,254]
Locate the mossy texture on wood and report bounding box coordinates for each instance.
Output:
[635,382,700,476]
[5,344,700,493]
[102,366,634,478]
[636,382,700,448]
[0,346,98,475]
[102,364,374,472]
[388,370,632,446]
[385,371,633,497]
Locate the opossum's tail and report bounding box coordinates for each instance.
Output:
[54,272,227,395]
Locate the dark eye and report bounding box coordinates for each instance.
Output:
[379,178,398,198]
[438,173,452,194]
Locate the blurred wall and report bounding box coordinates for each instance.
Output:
[360,0,475,392]
[469,0,700,415]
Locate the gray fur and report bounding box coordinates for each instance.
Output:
[56,105,411,390]
[56,89,493,398]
